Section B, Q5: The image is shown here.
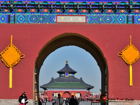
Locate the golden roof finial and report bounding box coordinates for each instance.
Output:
[66,60,68,64]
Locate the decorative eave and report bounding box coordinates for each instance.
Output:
[40,76,94,90]
[80,78,94,90]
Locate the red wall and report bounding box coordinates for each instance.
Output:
[0,24,140,100]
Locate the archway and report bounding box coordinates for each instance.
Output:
[63,91,71,98]
[34,33,108,104]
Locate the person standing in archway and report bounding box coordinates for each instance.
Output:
[55,94,64,105]
[69,95,79,105]
[65,98,69,105]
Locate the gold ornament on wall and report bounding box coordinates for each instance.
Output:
[119,35,140,86]
[0,35,24,88]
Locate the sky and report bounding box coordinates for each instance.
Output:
[39,46,101,94]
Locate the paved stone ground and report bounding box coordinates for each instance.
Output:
[43,101,101,105]
[1,99,140,105]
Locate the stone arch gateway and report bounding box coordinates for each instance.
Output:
[34,33,108,103]
[0,24,140,105]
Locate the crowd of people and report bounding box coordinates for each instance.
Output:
[51,94,79,105]
[38,93,80,105]
[18,92,107,105]
[18,92,92,105]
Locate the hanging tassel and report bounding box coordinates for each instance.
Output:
[129,64,133,86]
[9,67,12,88]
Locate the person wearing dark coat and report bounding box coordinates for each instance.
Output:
[38,98,42,105]
[18,92,28,105]
[69,95,79,105]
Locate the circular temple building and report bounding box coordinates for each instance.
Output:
[40,61,94,101]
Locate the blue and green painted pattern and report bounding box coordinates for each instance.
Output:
[0,13,140,24]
